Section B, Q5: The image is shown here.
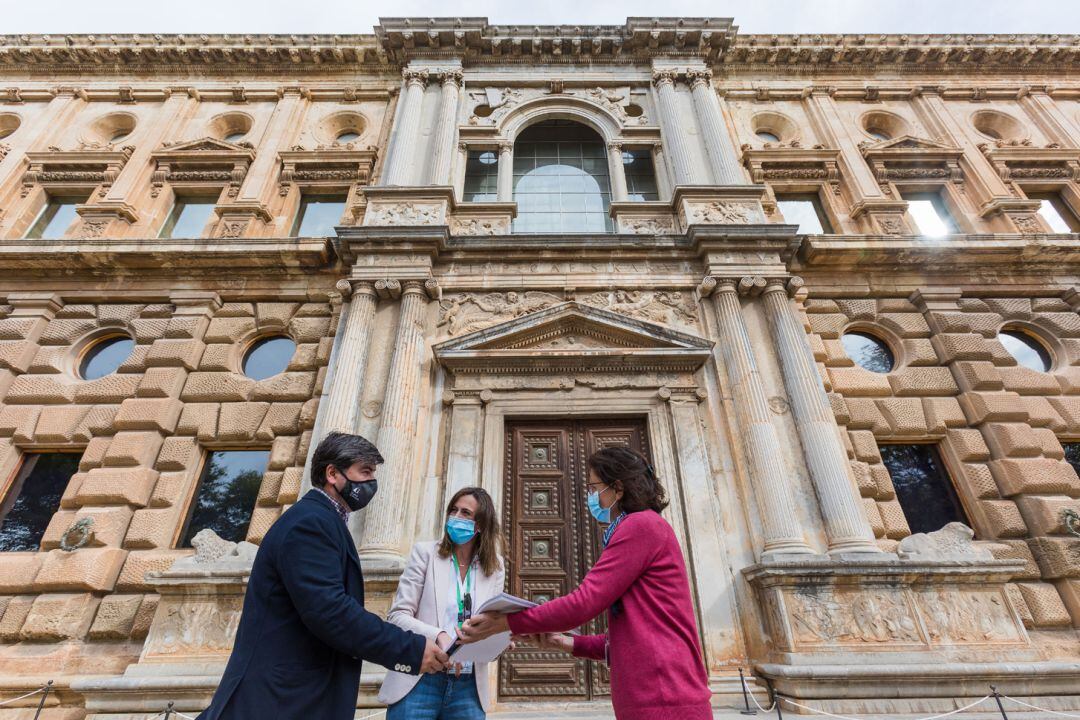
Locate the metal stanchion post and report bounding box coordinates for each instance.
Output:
[32,680,53,720]
[990,686,1009,720]
[775,691,784,720]
[164,701,175,720]
[739,668,757,715]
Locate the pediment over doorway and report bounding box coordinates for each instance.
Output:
[432,301,713,374]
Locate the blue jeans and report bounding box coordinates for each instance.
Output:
[386,672,485,720]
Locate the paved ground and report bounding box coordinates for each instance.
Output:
[485,704,1070,719]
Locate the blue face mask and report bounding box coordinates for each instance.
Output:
[587,486,612,523]
[446,517,477,545]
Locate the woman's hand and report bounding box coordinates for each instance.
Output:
[435,631,453,651]
[458,612,510,642]
[538,633,574,654]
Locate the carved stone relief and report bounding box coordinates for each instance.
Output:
[467,87,527,125]
[897,522,993,561]
[365,202,443,226]
[917,588,1024,644]
[688,201,759,224]
[449,215,509,236]
[144,597,244,657]
[619,215,676,234]
[787,587,923,646]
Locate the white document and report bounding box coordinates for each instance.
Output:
[448,630,512,664]
[474,593,538,615]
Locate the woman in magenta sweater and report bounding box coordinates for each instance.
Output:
[459,447,712,720]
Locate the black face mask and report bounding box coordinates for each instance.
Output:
[341,477,378,512]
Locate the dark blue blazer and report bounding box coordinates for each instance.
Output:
[198,490,426,720]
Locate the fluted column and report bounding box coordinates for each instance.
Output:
[705,277,814,557]
[496,142,514,202]
[607,142,629,202]
[651,71,695,186]
[382,69,429,186]
[428,70,463,185]
[760,277,880,555]
[359,279,433,567]
[687,70,745,185]
[319,280,378,435]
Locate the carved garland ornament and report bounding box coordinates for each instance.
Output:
[60,517,94,552]
[1063,508,1080,538]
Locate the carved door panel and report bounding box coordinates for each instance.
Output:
[499,418,650,702]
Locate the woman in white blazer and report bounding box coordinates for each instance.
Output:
[380,486,505,719]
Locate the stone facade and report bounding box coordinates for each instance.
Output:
[0,17,1078,717]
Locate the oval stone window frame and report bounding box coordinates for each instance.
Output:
[241,334,297,381]
[998,325,1054,373]
[0,113,21,140]
[859,110,912,141]
[841,328,897,374]
[209,112,254,143]
[75,332,135,381]
[83,112,138,147]
[971,109,1027,143]
[750,111,800,145]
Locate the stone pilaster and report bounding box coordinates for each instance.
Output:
[358,279,434,568]
[607,142,629,202]
[428,70,463,186]
[496,142,514,202]
[317,280,378,437]
[687,70,745,185]
[704,277,814,557]
[382,69,429,187]
[760,277,880,554]
[1018,89,1080,148]
[651,70,694,187]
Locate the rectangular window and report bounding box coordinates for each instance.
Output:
[463,149,499,203]
[776,194,831,234]
[1064,443,1080,479]
[903,192,956,237]
[159,197,218,239]
[880,444,969,535]
[1028,192,1080,233]
[0,453,81,552]
[292,194,347,237]
[622,148,659,202]
[24,196,83,240]
[179,450,270,547]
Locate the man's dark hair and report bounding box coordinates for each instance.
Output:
[587,446,668,514]
[310,431,385,487]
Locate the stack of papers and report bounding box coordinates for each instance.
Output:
[446,593,536,664]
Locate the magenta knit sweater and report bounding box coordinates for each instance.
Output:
[506,510,712,720]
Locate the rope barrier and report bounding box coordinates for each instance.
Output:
[739,672,776,713]
[777,693,993,720]
[999,694,1080,719]
[0,685,47,707]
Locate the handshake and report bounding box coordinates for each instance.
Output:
[419,612,574,674]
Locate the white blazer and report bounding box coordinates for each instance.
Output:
[379,541,505,711]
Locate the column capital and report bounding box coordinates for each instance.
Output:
[336,278,378,299]
[6,292,63,318]
[402,69,430,87]
[438,69,464,86]
[698,275,743,297]
[909,287,963,313]
[651,70,679,88]
[759,277,802,298]
[687,69,714,88]
[169,290,223,316]
[401,279,434,299]
[607,141,624,152]
[374,278,402,300]
[498,141,514,154]
[457,141,470,152]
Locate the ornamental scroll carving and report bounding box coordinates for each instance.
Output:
[437,289,698,337]
[788,588,922,646]
[467,87,526,126]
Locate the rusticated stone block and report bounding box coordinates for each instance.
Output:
[149,471,195,508]
[287,316,332,343]
[145,338,205,370]
[990,457,1080,497]
[931,333,993,363]
[76,467,159,507]
[874,397,926,435]
[204,317,257,343]
[72,373,142,404]
[3,375,76,404]
[958,462,999,500]
[181,372,254,402]
[294,301,331,318]
[1025,397,1068,431]
[164,315,209,340]
[0,317,38,339]
[33,547,127,592]
[124,507,182,549]
[27,344,66,373]
[136,367,188,398]
[820,338,848,366]
[945,429,991,462]
[245,505,280,544]
[950,361,1004,393]
[41,506,132,550]
[287,343,319,372]
[254,302,299,328]
[0,554,43,593]
[75,406,118,441]
[833,298,875,320]
[1038,312,1080,337]
[131,594,158,640]
[876,313,931,338]
[38,319,96,345]
[870,464,895,499]
[1055,366,1080,395]
[1027,536,1080,579]
[1005,583,1034,628]
[1000,365,1063,395]
[0,405,40,441]
[843,398,889,432]
[215,302,254,318]
[1015,582,1072,627]
[1047,397,1080,432]
[827,368,891,396]
[958,392,1028,424]
[176,403,219,439]
[299,399,319,431]
[278,466,303,504]
[198,343,234,372]
[96,304,144,324]
[296,431,312,464]
[79,436,112,471]
[20,593,98,641]
[0,340,41,373]
[982,423,1043,459]
[920,399,964,434]
[983,298,1032,318]
[0,596,34,641]
[259,403,303,438]
[851,461,875,497]
[804,299,840,314]
[862,497,885,538]
[966,313,1008,337]
[156,436,200,472]
[257,471,284,505]
[1034,298,1073,312]
[29,405,87,444]
[102,431,164,468]
[60,472,85,509]
[114,398,183,433]
[88,594,142,640]
[1015,495,1080,536]
[115,550,188,592]
[116,344,150,373]
[887,367,958,396]
[1031,428,1066,459]
[806,313,846,339]
[900,338,939,367]
[316,337,334,364]
[140,304,173,318]
[268,435,299,470]
[876,498,911,539]
[978,499,1028,538]
[251,372,317,402]
[848,430,882,463]
[990,540,1043,580]
[217,403,270,442]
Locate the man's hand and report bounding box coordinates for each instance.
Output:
[458,612,510,643]
[420,638,450,674]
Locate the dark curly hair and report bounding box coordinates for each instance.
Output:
[587,446,668,514]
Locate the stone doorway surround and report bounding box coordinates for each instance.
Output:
[432,301,752,705]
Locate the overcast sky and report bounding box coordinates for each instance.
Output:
[2,0,1078,35]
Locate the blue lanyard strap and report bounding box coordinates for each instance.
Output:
[602,512,627,548]
[451,554,473,627]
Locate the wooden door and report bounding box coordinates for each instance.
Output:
[499,417,650,701]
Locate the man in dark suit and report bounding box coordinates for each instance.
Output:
[198,432,449,720]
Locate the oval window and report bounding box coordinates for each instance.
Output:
[756,130,780,143]
[79,335,134,380]
[999,329,1052,372]
[336,130,360,143]
[242,336,296,380]
[842,331,895,374]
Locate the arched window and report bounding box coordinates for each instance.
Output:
[512,120,613,233]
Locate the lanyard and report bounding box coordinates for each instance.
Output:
[451,554,473,627]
